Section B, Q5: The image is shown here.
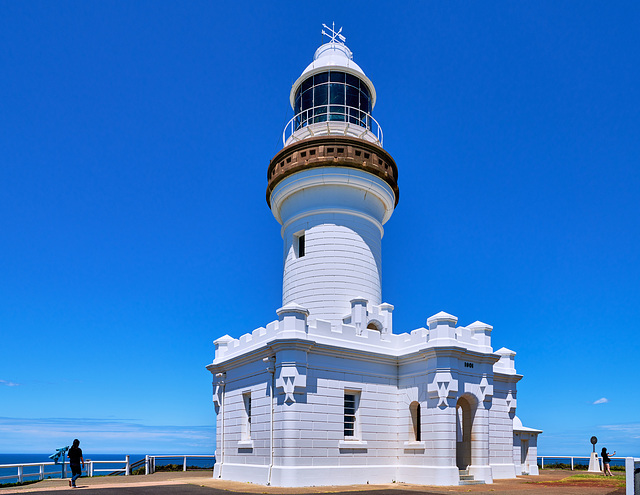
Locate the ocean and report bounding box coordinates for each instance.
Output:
[539,455,627,469]
[0,454,215,486]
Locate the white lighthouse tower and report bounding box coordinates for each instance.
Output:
[207,26,541,488]
[267,26,398,325]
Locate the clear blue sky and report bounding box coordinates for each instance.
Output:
[1,1,638,457]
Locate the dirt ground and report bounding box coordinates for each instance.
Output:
[0,469,627,495]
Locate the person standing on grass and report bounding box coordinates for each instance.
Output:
[601,447,616,476]
[67,439,84,488]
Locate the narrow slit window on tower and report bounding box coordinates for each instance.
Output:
[294,231,305,258]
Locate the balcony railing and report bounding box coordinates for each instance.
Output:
[283,105,383,146]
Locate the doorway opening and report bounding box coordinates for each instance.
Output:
[456,395,476,470]
[521,439,530,474]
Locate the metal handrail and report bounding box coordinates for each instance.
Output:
[282,105,383,146]
[144,454,215,475]
[1,454,215,484]
[538,455,626,470]
[0,460,89,483]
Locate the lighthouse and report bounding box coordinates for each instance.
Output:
[207,26,541,488]
[267,27,398,325]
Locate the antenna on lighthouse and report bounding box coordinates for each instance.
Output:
[321,22,346,44]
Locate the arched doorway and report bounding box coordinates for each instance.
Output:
[456,395,476,470]
[367,319,382,331]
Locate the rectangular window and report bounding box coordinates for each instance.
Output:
[344,391,359,438]
[293,231,306,258]
[410,402,421,442]
[243,392,251,440]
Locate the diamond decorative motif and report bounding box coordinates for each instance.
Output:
[213,384,223,407]
[276,365,307,403]
[427,372,459,407]
[479,376,494,402]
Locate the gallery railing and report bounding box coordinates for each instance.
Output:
[282,104,384,146]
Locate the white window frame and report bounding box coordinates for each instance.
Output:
[293,230,305,258]
[343,389,361,439]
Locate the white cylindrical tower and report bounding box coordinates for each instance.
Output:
[267,34,399,324]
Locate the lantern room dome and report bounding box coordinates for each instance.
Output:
[289,42,377,109]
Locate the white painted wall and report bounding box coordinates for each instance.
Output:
[208,308,529,487]
[270,167,395,324]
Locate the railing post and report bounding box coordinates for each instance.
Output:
[541,457,544,469]
[89,460,93,477]
[571,457,574,470]
[145,455,149,475]
[17,465,23,484]
[183,456,187,472]
[126,455,130,476]
[39,464,44,481]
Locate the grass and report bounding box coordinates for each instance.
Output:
[534,472,626,488]
[0,479,41,488]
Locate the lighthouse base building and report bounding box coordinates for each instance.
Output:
[207,29,540,487]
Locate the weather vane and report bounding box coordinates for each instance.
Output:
[322,22,346,44]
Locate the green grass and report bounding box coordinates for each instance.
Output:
[534,472,626,488]
[568,473,625,480]
[0,479,40,488]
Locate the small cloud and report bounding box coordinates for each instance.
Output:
[593,397,609,405]
[0,380,19,387]
[601,423,640,439]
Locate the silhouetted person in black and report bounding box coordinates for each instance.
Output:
[68,439,84,488]
[601,447,616,476]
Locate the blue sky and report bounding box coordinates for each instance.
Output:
[1,1,639,457]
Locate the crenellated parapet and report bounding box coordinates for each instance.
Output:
[212,300,505,365]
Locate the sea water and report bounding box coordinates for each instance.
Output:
[0,454,215,486]
[538,456,627,470]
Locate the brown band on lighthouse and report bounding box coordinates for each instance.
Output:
[267,136,399,207]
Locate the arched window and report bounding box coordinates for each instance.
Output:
[409,401,421,442]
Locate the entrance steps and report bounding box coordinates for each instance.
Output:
[459,469,485,485]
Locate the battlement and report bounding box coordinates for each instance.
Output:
[212,299,497,365]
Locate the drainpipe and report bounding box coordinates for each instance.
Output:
[263,356,276,485]
[215,372,226,478]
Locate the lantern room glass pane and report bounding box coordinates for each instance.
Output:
[314,72,329,84]
[329,83,345,105]
[346,85,359,109]
[301,76,313,93]
[330,71,345,83]
[294,95,301,115]
[359,91,370,112]
[314,84,328,106]
[345,73,359,89]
